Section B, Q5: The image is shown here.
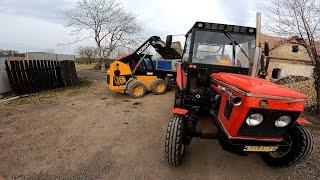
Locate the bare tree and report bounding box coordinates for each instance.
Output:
[265,0,320,113]
[77,46,96,63]
[64,0,141,71]
[0,49,20,56]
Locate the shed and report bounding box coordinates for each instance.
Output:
[0,57,12,93]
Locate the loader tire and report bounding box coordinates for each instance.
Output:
[151,78,167,95]
[261,124,314,167]
[164,76,173,91]
[165,114,186,166]
[127,80,147,98]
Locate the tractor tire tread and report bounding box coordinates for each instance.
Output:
[165,115,185,166]
[151,78,167,95]
[127,80,147,98]
[261,124,314,167]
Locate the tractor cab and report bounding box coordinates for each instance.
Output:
[169,22,265,109]
[182,22,257,74]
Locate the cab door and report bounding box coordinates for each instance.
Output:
[134,56,157,89]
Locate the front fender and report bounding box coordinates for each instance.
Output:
[296,117,312,125]
[172,108,188,115]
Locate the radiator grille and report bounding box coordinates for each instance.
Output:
[238,108,300,137]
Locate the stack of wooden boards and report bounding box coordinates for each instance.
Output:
[5,60,77,95]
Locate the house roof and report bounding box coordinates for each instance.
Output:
[260,34,320,54]
[260,34,285,50]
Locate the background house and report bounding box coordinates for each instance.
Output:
[260,35,320,107]
[260,35,314,81]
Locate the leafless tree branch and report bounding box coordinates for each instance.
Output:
[63,0,141,71]
[264,0,320,114]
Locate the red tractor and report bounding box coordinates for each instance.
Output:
[164,14,314,167]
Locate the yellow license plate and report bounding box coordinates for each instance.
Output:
[243,146,278,152]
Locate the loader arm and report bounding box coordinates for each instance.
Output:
[119,36,181,63]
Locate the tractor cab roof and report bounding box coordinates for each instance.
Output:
[187,21,256,36]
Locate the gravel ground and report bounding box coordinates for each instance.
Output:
[0,70,319,180]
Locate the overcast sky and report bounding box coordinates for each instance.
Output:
[0,0,265,54]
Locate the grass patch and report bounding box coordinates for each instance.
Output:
[76,63,97,70]
[3,80,92,106]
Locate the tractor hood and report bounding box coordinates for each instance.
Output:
[211,73,307,100]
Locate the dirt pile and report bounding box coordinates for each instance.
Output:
[275,76,316,107]
[275,76,310,85]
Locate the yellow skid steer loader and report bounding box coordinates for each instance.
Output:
[107,36,181,98]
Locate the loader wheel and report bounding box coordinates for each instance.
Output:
[151,79,167,95]
[164,76,173,91]
[165,114,186,166]
[261,124,314,167]
[127,80,147,98]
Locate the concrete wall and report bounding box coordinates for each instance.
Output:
[0,57,12,93]
[267,60,314,80]
[25,52,75,61]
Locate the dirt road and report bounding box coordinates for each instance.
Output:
[1,70,319,179]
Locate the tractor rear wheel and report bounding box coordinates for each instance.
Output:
[127,80,147,98]
[165,114,186,166]
[151,78,167,95]
[261,124,314,167]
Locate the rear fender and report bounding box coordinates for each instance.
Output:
[172,108,188,115]
[296,118,312,125]
[176,64,187,90]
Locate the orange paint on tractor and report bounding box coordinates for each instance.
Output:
[210,72,307,140]
[172,108,188,115]
[212,72,307,99]
[176,64,187,90]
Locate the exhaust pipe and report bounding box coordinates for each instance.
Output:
[231,96,242,106]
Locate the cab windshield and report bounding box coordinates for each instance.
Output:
[190,31,255,68]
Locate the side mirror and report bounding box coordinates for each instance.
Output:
[166,35,173,48]
[264,42,269,56]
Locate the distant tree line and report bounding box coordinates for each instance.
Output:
[0,49,21,57]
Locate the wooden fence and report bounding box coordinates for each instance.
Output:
[5,60,77,95]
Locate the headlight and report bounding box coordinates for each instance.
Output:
[275,116,291,128]
[246,113,263,126]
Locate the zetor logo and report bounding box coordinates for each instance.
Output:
[137,41,151,55]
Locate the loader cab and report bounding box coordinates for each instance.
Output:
[127,54,155,75]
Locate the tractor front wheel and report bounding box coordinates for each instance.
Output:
[261,124,314,167]
[165,114,186,166]
[127,80,147,98]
